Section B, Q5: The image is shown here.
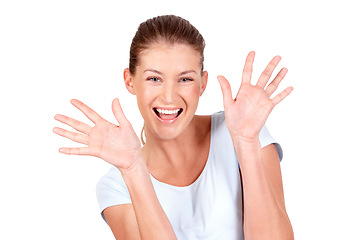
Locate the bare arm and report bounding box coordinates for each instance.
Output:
[103,204,140,239]
[53,99,176,239]
[218,51,294,239]
[235,141,293,239]
[119,159,177,240]
[103,160,177,240]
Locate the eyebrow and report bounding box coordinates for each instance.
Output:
[144,69,164,75]
[144,69,197,76]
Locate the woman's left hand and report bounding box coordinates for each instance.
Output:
[217,51,293,142]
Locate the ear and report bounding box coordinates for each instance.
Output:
[200,71,208,96]
[123,68,136,95]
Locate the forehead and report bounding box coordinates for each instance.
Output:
[137,43,201,74]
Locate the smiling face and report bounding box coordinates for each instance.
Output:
[124,42,208,141]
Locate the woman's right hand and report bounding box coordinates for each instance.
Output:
[53,98,142,171]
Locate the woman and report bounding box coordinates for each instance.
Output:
[53,15,294,239]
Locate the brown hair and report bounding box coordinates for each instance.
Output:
[129,15,205,75]
[130,15,206,145]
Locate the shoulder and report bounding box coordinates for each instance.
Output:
[211,111,227,131]
[96,166,129,197]
[208,111,283,160]
[194,111,232,151]
[194,114,211,127]
[194,114,212,139]
[96,166,131,219]
[259,125,283,160]
[210,111,232,147]
[195,111,227,135]
[96,166,125,190]
[97,169,140,237]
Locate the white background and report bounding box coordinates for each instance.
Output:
[1,0,343,239]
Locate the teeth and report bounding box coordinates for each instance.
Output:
[156,108,180,115]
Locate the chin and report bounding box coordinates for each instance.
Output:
[155,128,184,141]
[147,114,195,142]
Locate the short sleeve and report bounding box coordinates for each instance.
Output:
[259,125,283,161]
[212,111,283,162]
[96,166,132,223]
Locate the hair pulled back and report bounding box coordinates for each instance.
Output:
[129,15,205,75]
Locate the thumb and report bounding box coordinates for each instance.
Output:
[112,98,129,126]
[217,75,234,106]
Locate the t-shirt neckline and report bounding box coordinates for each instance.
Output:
[149,114,215,190]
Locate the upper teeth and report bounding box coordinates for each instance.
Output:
[156,108,180,115]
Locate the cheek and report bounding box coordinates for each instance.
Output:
[181,85,202,106]
[135,86,157,115]
[136,90,150,108]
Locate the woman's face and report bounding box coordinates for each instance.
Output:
[124,42,208,141]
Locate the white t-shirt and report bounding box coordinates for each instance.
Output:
[96,111,282,240]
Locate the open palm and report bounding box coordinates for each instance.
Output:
[53,98,141,170]
[218,51,293,140]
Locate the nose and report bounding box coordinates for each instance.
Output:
[160,82,177,104]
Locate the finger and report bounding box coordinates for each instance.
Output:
[272,86,293,106]
[265,67,288,97]
[242,51,255,84]
[58,147,90,156]
[54,114,92,135]
[53,127,88,145]
[70,99,102,124]
[217,75,234,105]
[112,98,129,126]
[257,55,281,88]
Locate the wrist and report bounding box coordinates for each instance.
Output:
[119,151,148,179]
[232,136,262,166]
[232,135,260,148]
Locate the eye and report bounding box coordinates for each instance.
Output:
[179,78,193,83]
[147,76,161,82]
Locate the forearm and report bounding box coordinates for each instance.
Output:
[233,138,293,240]
[120,155,177,240]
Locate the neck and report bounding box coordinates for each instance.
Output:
[142,115,210,170]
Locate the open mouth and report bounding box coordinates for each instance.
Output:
[153,108,183,122]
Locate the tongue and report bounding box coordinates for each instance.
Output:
[159,112,178,120]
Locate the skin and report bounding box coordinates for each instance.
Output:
[53,43,294,239]
[218,52,294,239]
[124,43,210,185]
